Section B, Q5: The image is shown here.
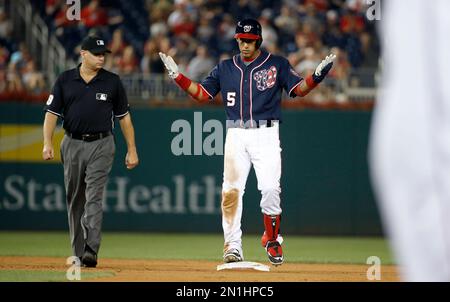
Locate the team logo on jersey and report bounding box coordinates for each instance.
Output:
[244,25,252,32]
[253,66,277,91]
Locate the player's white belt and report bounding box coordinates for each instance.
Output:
[226,120,279,129]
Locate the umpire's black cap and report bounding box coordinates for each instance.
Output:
[81,36,111,55]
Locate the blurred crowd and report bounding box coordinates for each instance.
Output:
[0,7,46,98]
[1,0,380,103]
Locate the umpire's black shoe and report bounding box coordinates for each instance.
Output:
[82,245,97,268]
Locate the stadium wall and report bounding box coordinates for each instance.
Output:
[0,102,382,235]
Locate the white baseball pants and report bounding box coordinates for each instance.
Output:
[221,123,282,255]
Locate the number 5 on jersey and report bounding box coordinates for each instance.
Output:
[227,92,236,107]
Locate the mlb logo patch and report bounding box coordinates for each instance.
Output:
[96,93,108,101]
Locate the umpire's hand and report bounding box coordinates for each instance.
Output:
[125,149,139,169]
[42,143,54,160]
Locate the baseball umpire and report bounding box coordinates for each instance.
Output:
[160,19,335,265]
[42,35,139,267]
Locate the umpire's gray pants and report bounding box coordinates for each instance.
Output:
[60,134,115,258]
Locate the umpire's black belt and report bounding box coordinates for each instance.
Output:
[66,131,112,142]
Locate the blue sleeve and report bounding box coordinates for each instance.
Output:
[199,64,220,99]
[43,74,64,117]
[280,58,303,98]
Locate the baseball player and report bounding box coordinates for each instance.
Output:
[160,19,335,265]
[370,0,450,281]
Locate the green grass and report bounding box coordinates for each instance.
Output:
[0,270,114,282]
[0,231,395,265]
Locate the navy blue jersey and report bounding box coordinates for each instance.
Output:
[200,50,303,124]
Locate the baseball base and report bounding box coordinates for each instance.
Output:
[217,261,270,272]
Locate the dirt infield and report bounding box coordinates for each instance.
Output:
[0,256,399,282]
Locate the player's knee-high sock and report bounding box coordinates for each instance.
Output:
[261,214,281,246]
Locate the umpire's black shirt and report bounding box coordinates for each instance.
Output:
[44,64,129,134]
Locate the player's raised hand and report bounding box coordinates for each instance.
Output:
[159,52,179,79]
[313,53,336,83]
